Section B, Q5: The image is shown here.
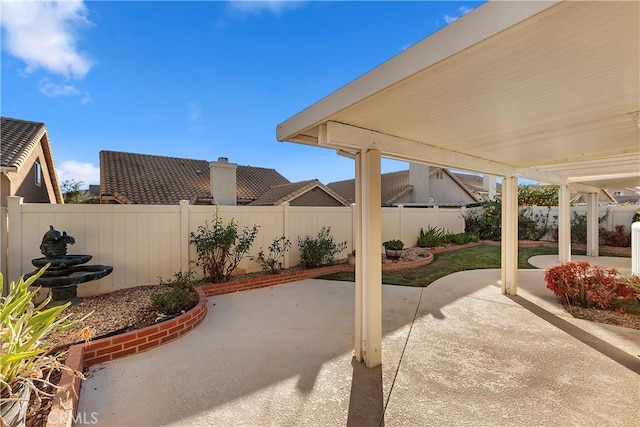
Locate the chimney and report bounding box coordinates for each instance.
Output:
[209,157,237,205]
[409,163,430,203]
[483,174,497,200]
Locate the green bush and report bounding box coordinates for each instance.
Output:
[190,208,259,283]
[152,287,198,315]
[445,232,478,245]
[463,201,502,241]
[417,226,446,247]
[518,207,552,241]
[251,236,292,274]
[297,226,347,268]
[158,270,196,289]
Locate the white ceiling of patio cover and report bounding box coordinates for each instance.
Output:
[277,1,640,189]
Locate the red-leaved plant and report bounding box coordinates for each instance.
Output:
[544,262,633,310]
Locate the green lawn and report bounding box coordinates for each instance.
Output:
[320,245,573,287]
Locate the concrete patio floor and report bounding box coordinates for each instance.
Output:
[78,257,639,426]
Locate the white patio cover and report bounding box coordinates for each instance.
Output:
[277,0,640,367]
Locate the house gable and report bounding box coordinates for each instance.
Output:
[249,179,348,206]
[0,117,63,206]
[328,167,478,206]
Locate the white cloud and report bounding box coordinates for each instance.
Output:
[443,6,474,25]
[39,78,91,104]
[227,1,305,16]
[39,79,80,97]
[57,160,100,187]
[0,0,93,78]
[187,102,203,123]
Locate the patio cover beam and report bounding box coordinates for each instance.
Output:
[321,121,515,177]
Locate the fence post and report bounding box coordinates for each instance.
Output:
[398,204,404,244]
[460,206,467,233]
[632,222,640,276]
[283,202,290,269]
[7,196,24,283]
[180,200,190,273]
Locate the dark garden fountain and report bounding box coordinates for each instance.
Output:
[25,226,113,303]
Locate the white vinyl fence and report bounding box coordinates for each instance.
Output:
[3,197,465,296]
[3,196,636,297]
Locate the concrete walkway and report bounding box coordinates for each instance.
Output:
[79,260,639,426]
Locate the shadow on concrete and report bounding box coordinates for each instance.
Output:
[507,295,640,375]
[347,357,385,427]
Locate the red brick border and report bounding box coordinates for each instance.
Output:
[48,288,208,427]
[82,287,208,366]
[201,264,349,296]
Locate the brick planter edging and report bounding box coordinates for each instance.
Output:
[47,288,208,427]
[201,264,348,297]
[82,287,208,366]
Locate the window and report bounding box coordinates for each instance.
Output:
[35,161,42,187]
[436,171,444,179]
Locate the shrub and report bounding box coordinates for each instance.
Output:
[445,232,478,245]
[632,208,640,224]
[152,287,198,315]
[600,225,630,247]
[463,201,501,241]
[417,226,446,247]
[190,208,259,283]
[518,207,552,241]
[1,266,89,413]
[251,236,292,274]
[158,270,196,289]
[297,226,347,268]
[544,262,633,310]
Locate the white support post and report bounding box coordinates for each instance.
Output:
[585,192,599,257]
[354,155,363,363]
[179,200,190,273]
[356,149,382,368]
[7,196,23,283]
[558,183,571,263]
[500,176,518,295]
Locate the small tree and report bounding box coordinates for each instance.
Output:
[190,209,259,283]
[60,179,99,204]
[251,236,291,274]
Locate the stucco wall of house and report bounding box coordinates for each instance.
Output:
[6,140,59,205]
[1,175,10,208]
[429,173,476,205]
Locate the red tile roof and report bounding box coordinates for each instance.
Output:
[100,151,292,205]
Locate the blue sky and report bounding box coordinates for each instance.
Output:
[1,0,486,188]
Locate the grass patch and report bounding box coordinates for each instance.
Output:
[319,245,573,287]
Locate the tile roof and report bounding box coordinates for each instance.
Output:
[328,170,413,206]
[100,151,291,205]
[451,172,502,194]
[236,165,290,203]
[100,151,211,205]
[1,117,46,169]
[1,116,63,203]
[248,179,348,206]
